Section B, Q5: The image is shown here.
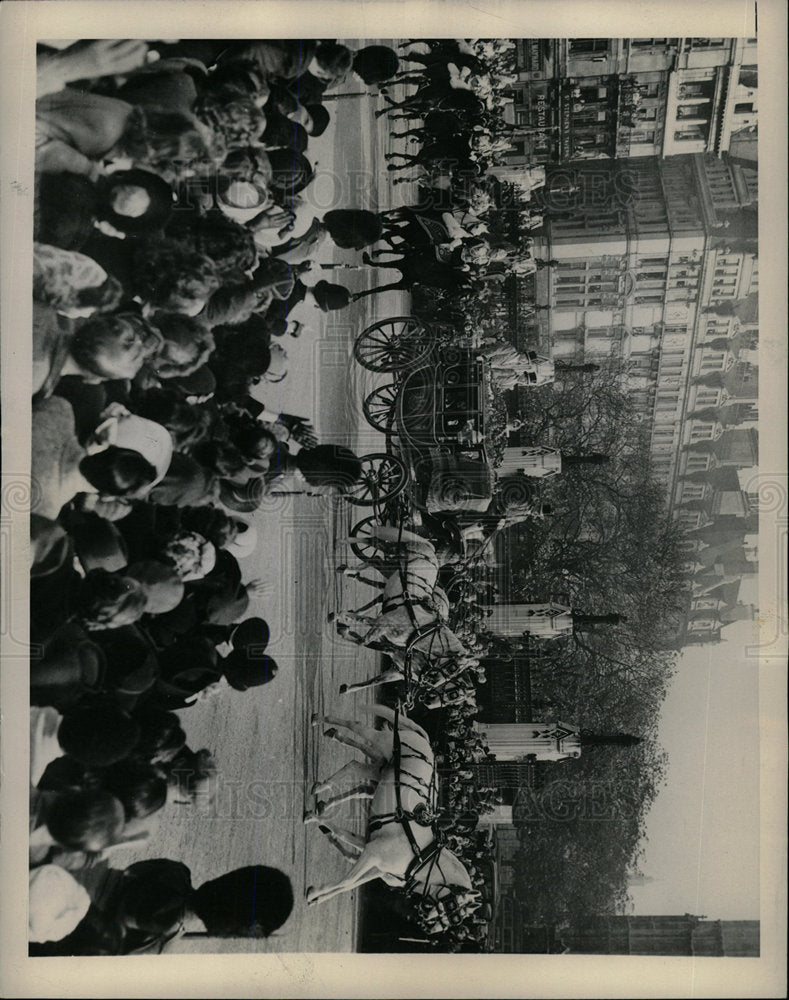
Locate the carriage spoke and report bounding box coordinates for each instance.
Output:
[354,317,433,372]
[363,383,399,432]
[345,454,408,507]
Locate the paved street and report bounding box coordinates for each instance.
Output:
[120,43,416,953]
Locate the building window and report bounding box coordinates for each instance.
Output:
[734,102,755,114]
[677,104,707,119]
[569,39,609,54]
[674,127,707,142]
[632,37,669,47]
[678,81,715,99]
[638,82,660,98]
[690,38,726,48]
[690,423,716,441]
[631,130,657,144]
[686,454,710,472]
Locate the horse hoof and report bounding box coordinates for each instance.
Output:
[311,712,321,726]
[335,564,347,574]
[339,683,348,694]
[303,810,315,823]
[327,611,336,623]
[324,728,337,740]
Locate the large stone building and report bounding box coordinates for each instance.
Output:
[497,37,757,167]
[509,150,759,646]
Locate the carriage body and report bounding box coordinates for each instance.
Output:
[395,350,495,516]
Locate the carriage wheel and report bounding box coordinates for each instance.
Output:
[345,453,408,507]
[362,383,399,432]
[348,515,382,564]
[353,317,433,372]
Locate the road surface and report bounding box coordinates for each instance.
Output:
[120,41,418,954]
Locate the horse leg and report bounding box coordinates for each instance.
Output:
[339,667,405,694]
[312,713,390,763]
[361,251,404,269]
[306,817,365,860]
[348,593,384,615]
[310,781,375,819]
[353,278,408,300]
[309,759,378,803]
[305,855,385,905]
[332,609,377,630]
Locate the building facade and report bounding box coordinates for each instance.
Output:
[499,38,758,167]
[497,151,759,646]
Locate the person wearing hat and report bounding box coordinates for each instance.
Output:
[144,311,215,380]
[33,306,162,403]
[34,241,123,320]
[55,696,142,770]
[29,787,126,868]
[351,45,400,86]
[152,616,275,709]
[89,624,160,713]
[29,865,92,945]
[30,513,73,580]
[160,531,216,582]
[83,401,174,496]
[31,395,165,519]
[30,622,107,713]
[73,858,294,954]
[262,276,351,341]
[74,569,149,633]
[124,560,185,615]
[62,510,129,573]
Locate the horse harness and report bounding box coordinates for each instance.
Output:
[366,703,448,901]
[361,518,451,898]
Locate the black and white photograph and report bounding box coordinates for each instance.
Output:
[1,1,786,997]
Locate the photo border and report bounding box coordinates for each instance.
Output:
[1,1,785,996]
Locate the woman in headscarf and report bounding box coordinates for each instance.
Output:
[31,397,163,521]
[34,242,123,319]
[36,87,216,183]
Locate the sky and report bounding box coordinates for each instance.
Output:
[629,619,762,919]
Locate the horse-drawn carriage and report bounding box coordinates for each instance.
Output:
[354,316,496,518]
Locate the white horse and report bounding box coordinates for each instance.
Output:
[339,649,479,709]
[304,704,479,928]
[331,523,469,660]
